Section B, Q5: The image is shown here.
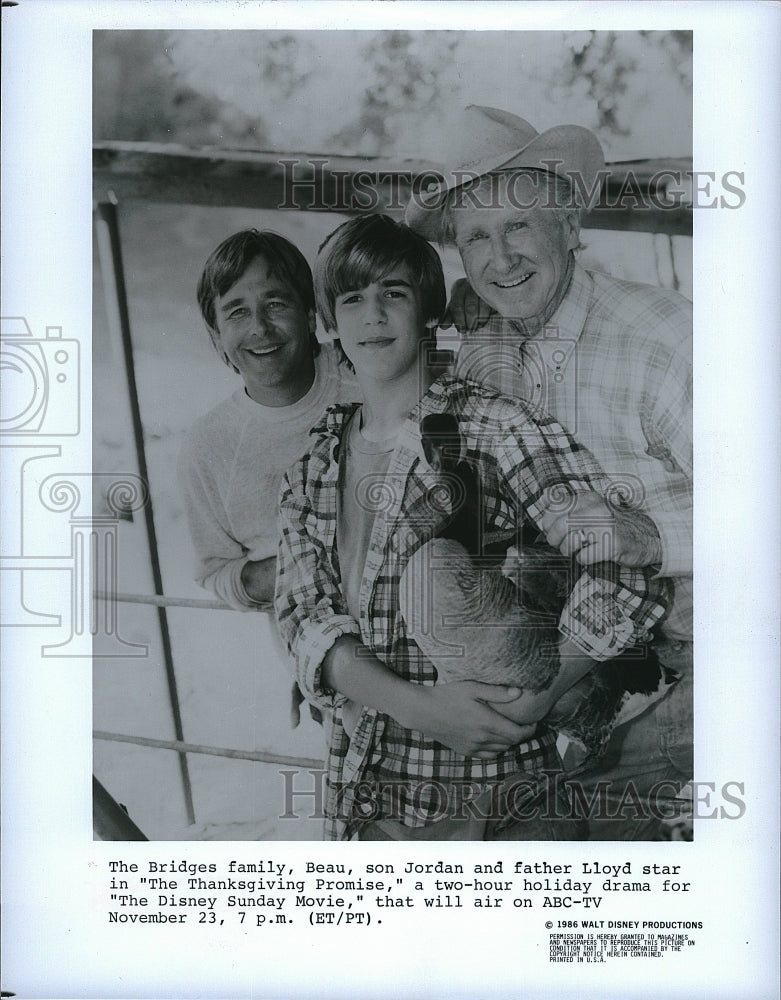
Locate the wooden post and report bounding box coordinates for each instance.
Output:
[94,196,196,826]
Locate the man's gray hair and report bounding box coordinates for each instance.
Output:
[439,168,584,250]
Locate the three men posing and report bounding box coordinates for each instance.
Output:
[181,105,692,840]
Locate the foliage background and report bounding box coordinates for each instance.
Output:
[94,30,692,158]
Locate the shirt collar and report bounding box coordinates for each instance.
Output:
[543,261,592,353]
[313,401,361,438]
[377,375,462,465]
[313,378,465,465]
[495,261,594,374]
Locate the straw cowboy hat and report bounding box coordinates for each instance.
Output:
[405,105,606,240]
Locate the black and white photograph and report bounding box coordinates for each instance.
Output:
[92,27,696,844]
[1,2,778,998]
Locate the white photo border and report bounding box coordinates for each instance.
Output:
[1,2,778,998]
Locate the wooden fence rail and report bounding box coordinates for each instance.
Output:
[94,141,693,236]
[94,731,324,770]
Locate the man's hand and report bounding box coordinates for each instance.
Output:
[402,681,537,759]
[538,490,663,568]
[240,556,276,605]
[441,278,493,334]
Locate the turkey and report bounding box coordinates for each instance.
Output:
[401,413,678,761]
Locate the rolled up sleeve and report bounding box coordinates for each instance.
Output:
[652,508,693,579]
[496,412,670,660]
[558,563,669,661]
[275,466,359,710]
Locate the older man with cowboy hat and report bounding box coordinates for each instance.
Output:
[406,105,693,840]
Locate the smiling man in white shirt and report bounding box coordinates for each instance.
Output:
[179,229,358,611]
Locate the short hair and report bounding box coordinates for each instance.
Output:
[439,169,583,249]
[314,214,446,334]
[196,229,318,362]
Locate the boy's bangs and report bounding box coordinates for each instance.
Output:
[314,214,447,332]
[330,241,415,299]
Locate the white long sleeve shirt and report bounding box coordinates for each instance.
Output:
[178,343,358,609]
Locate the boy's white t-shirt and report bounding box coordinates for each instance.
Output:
[336,407,398,622]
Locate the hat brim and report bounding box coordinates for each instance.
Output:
[405,124,605,242]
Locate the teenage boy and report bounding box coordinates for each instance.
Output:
[275,215,667,841]
[179,229,357,611]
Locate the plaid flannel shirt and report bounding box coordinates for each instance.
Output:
[455,263,692,640]
[275,376,668,840]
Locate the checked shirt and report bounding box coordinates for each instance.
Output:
[275,375,669,840]
[455,263,692,640]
